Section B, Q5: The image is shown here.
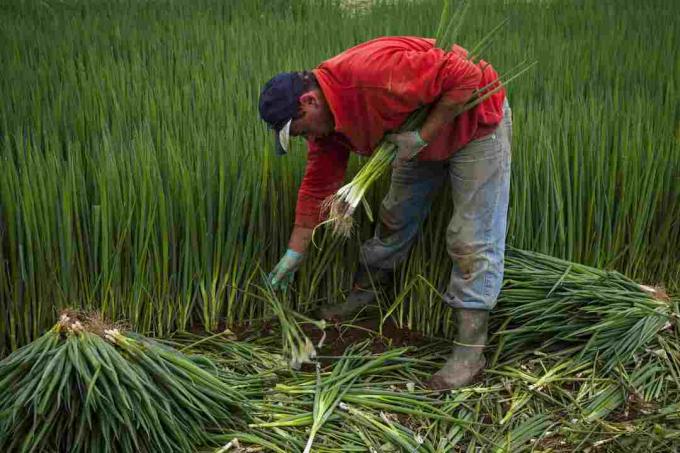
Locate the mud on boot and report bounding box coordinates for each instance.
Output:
[426,308,489,391]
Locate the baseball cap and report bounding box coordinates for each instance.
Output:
[258,72,305,155]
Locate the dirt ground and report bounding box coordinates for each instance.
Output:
[207,314,439,367]
[303,317,431,357]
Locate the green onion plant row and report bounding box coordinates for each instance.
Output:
[1,0,679,354]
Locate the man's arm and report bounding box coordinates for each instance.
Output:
[288,225,314,254]
[268,138,349,289]
[292,136,350,252]
[288,138,348,255]
[419,97,466,144]
[388,96,467,161]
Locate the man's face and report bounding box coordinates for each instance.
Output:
[289,90,335,142]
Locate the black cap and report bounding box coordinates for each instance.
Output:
[258,72,304,155]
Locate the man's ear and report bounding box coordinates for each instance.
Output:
[298,91,317,107]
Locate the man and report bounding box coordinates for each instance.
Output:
[258,36,512,390]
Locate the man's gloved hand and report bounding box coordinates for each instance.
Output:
[386,130,429,162]
[268,249,304,291]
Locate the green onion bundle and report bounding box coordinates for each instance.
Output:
[261,285,327,370]
[0,310,249,453]
[321,109,427,237]
[494,248,672,370]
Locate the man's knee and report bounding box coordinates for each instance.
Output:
[447,239,480,281]
[377,205,406,240]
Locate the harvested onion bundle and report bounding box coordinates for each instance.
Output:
[0,310,248,453]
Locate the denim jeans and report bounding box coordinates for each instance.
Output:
[359,99,512,311]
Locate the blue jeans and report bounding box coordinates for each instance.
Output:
[359,99,512,311]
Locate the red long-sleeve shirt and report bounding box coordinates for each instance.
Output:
[295,36,506,228]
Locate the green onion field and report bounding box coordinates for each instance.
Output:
[1,0,679,451]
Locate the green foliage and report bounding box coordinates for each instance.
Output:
[0,312,251,452]
[1,249,678,451]
[192,247,678,451]
[0,0,678,352]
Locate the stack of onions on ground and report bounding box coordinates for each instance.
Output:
[0,309,255,453]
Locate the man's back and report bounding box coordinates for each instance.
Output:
[313,36,505,159]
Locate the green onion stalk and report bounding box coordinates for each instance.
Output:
[261,283,327,369]
[302,351,359,452]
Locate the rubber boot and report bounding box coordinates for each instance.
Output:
[426,309,489,391]
[314,265,392,321]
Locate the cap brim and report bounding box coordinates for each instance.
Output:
[275,119,292,156]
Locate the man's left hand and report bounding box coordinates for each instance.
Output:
[386,130,429,162]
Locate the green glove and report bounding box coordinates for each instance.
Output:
[386,130,429,162]
[268,249,304,291]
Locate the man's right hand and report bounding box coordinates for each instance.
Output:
[268,249,305,291]
[267,225,313,290]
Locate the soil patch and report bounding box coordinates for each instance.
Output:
[308,317,428,355]
[188,316,433,363]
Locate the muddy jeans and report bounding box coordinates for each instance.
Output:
[359,99,512,311]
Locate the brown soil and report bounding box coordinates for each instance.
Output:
[302,317,430,358]
[191,316,430,353]
[189,315,435,368]
[293,317,434,371]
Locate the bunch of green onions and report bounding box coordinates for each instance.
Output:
[164,330,288,375]
[494,248,673,371]
[0,310,249,453]
[261,283,327,369]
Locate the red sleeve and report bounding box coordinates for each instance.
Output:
[295,135,350,228]
[361,42,482,107]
